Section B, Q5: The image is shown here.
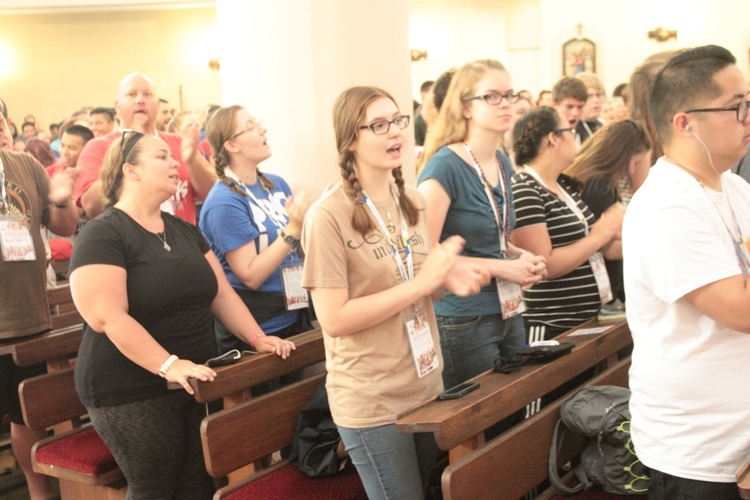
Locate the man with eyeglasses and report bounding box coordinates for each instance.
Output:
[623,45,750,499]
[75,73,215,223]
[551,76,588,147]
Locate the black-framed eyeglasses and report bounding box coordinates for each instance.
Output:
[554,127,578,138]
[685,99,750,123]
[232,120,263,140]
[120,129,144,167]
[358,115,410,135]
[463,91,520,106]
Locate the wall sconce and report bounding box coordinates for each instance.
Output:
[410,49,428,62]
[648,27,677,42]
[208,58,220,71]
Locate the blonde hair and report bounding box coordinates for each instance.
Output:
[206,105,274,194]
[419,59,507,173]
[332,86,419,236]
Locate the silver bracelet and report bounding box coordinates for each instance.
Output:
[158,354,179,378]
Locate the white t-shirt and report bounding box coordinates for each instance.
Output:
[623,158,750,482]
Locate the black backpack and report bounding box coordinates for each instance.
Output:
[548,385,649,495]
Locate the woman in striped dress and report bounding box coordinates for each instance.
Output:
[510,107,624,339]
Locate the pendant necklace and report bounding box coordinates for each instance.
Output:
[156,231,171,252]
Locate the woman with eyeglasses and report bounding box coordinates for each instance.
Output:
[510,107,624,339]
[199,106,313,360]
[69,132,295,499]
[564,119,652,307]
[418,59,547,389]
[301,86,488,499]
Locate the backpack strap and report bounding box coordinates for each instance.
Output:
[548,418,586,494]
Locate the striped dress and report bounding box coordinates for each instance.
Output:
[511,171,602,338]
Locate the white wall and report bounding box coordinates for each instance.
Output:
[408,0,750,101]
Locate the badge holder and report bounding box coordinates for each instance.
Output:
[0,216,36,262]
[280,262,310,311]
[405,307,439,379]
[497,279,525,319]
[589,252,613,303]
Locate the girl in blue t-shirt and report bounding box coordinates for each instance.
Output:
[418,59,547,387]
[200,105,312,354]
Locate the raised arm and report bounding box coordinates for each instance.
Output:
[179,126,216,200]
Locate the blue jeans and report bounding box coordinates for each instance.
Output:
[437,313,525,389]
[648,468,741,499]
[337,424,437,500]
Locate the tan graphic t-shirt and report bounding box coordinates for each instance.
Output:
[301,182,443,428]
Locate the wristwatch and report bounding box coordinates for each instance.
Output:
[280,230,299,246]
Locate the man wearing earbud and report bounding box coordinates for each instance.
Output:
[623,45,750,499]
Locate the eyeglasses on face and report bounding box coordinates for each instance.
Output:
[554,127,578,138]
[358,115,410,135]
[463,91,520,106]
[685,99,750,123]
[232,120,263,140]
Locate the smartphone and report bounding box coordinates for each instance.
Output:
[438,381,480,400]
[205,349,241,368]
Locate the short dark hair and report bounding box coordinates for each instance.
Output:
[420,80,434,94]
[21,121,35,132]
[91,107,115,122]
[513,107,560,166]
[63,124,94,144]
[649,45,736,146]
[159,98,170,105]
[552,77,588,103]
[433,69,456,112]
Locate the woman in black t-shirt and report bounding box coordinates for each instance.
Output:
[69,132,296,499]
[564,120,652,304]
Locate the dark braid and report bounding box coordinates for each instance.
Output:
[257,169,276,191]
[513,106,559,166]
[339,150,374,235]
[391,167,419,226]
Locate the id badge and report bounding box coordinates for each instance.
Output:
[280,262,309,311]
[589,252,613,303]
[405,312,439,378]
[0,216,36,261]
[496,279,525,319]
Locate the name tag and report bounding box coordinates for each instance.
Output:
[406,311,439,378]
[589,252,613,303]
[497,279,526,319]
[0,216,36,261]
[281,262,309,310]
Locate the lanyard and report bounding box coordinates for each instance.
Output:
[696,178,750,274]
[360,188,413,283]
[224,168,288,229]
[463,143,511,256]
[522,165,590,235]
[0,155,8,214]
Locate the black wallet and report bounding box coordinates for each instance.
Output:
[493,342,575,373]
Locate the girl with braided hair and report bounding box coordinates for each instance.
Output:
[301,86,488,499]
[199,105,313,355]
[510,107,624,338]
[418,59,547,389]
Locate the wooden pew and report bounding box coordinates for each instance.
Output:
[441,356,632,500]
[19,368,125,500]
[397,317,630,463]
[48,283,83,330]
[201,372,367,500]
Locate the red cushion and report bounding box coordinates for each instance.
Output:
[35,428,118,476]
[225,464,367,500]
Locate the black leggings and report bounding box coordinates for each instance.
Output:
[87,391,213,500]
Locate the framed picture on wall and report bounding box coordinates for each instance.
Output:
[563,38,596,76]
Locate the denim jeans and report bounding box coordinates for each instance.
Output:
[337,424,437,500]
[437,313,525,389]
[648,467,741,499]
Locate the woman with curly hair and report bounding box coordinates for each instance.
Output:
[301,86,487,499]
[511,107,624,339]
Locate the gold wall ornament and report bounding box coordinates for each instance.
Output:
[208,58,220,71]
[648,27,677,42]
[410,49,427,62]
